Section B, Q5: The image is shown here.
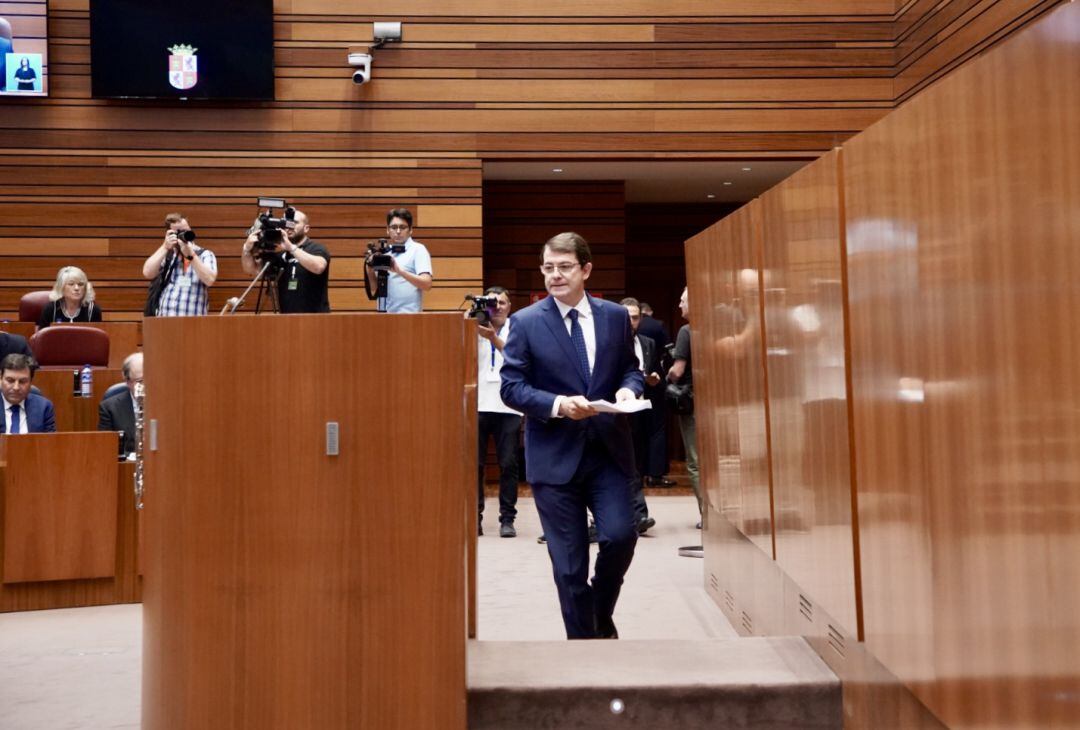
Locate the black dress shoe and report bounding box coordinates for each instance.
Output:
[696,521,702,530]
[636,516,656,534]
[595,615,619,639]
[646,477,677,487]
[499,521,517,538]
[537,534,547,544]
[478,522,483,536]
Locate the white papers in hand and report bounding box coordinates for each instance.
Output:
[587,399,652,414]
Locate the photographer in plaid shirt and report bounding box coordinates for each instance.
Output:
[142,212,218,316]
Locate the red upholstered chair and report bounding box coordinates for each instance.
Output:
[29,326,110,367]
[19,290,52,323]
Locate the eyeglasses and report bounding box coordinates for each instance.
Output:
[540,262,581,276]
[387,224,410,232]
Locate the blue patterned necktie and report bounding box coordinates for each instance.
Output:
[10,404,21,434]
[568,309,591,386]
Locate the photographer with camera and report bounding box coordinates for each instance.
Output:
[470,286,522,538]
[241,208,331,313]
[142,212,217,317]
[365,208,432,313]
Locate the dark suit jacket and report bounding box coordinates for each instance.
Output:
[0,332,33,361]
[635,332,665,401]
[500,294,644,485]
[637,315,669,352]
[1,392,56,433]
[98,390,135,454]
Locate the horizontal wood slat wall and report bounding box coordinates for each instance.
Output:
[482,181,626,310]
[0,0,1061,322]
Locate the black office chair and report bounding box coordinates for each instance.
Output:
[101,382,127,402]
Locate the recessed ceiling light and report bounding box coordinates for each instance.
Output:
[742,167,752,171]
[552,168,563,173]
[723,181,733,186]
[706,194,716,199]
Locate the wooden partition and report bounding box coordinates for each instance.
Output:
[141,313,473,730]
[843,3,1080,726]
[758,149,858,638]
[691,2,1080,727]
[0,433,139,611]
[32,367,125,432]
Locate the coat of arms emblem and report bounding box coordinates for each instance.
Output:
[168,44,198,90]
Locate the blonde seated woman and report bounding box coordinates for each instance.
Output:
[37,266,104,329]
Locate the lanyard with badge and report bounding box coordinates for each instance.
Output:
[484,322,507,382]
[287,251,299,291]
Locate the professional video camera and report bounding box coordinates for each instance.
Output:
[363,237,407,304]
[464,294,499,326]
[249,197,296,255]
[365,237,406,270]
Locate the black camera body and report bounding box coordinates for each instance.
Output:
[466,294,499,326]
[174,229,197,244]
[254,207,296,252]
[366,238,406,271]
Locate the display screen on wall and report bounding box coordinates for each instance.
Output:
[0,1,49,96]
[89,0,274,99]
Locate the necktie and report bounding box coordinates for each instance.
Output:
[568,309,591,386]
[10,404,21,434]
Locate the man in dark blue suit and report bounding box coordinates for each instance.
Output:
[1,353,56,434]
[500,232,644,639]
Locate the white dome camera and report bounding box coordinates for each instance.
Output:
[348,52,372,85]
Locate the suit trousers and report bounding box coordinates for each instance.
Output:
[531,437,638,639]
[477,412,522,523]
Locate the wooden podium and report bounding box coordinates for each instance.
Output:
[141,313,475,730]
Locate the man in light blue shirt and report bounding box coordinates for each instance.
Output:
[367,208,433,312]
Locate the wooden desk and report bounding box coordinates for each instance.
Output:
[33,368,125,433]
[0,433,141,612]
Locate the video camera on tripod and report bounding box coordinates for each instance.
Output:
[363,237,407,303]
[248,197,297,266]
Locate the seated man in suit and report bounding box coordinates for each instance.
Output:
[1,353,55,434]
[501,232,644,640]
[98,352,143,455]
[0,330,33,361]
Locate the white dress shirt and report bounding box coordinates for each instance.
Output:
[477,320,520,415]
[550,295,596,417]
[4,397,26,434]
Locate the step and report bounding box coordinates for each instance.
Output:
[467,637,841,730]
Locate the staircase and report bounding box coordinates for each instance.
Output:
[468,636,842,730]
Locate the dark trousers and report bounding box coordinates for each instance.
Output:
[643,392,668,477]
[477,412,522,523]
[629,412,650,521]
[531,444,638,639]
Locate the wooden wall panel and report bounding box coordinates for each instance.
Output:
[893,0,1065,103]
[758,149,858,639]
[686,200,773,556]
[844,3,1080,726]
[482,181,626,308]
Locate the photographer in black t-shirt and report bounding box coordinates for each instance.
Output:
[241,208,331,313]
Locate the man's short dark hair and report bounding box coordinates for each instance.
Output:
[639,301,654,315]
[1,353,37,377]
[165,212,186,228]
[620,297,640,308]
[543,232,592,266]
[485,286,510,297]
[387,208,413,227]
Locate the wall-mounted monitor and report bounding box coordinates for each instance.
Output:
[89,0,274,100]
[0,1,49,96]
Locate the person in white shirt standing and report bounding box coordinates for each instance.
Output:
[475,286,522,537]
